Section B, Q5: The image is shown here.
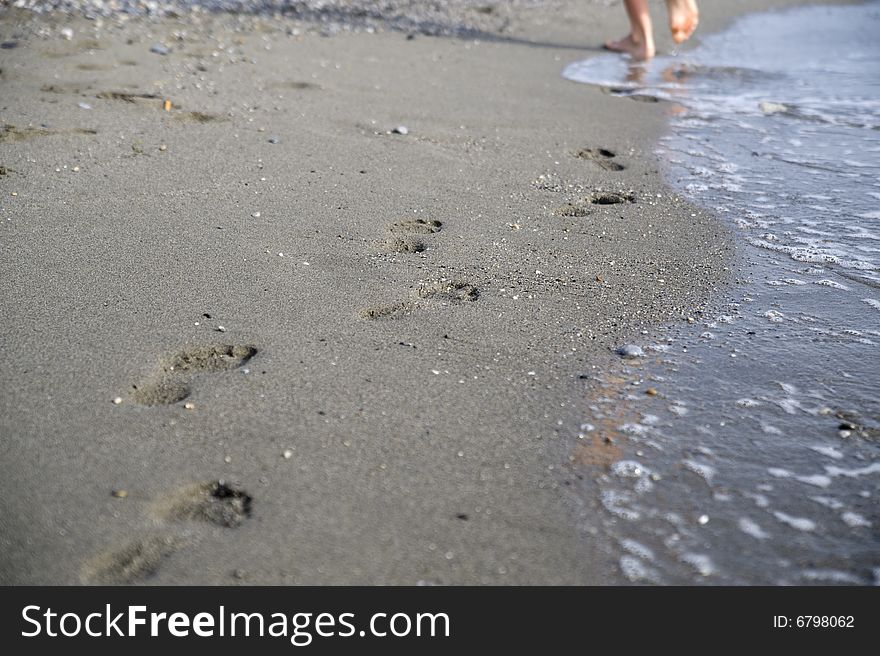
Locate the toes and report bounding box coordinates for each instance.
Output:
[670,15,698,44]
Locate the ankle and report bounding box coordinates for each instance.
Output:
[631,28,648,46]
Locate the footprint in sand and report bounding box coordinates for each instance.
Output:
[589,190,636,205]
[81,480,254,583]
[360,280,480,320]
[417,280,480,303]
[81,534,182,584]
[599,87,662,103]
[360,300,415,320]
[575,147,626,171]
[387,218,443,235]
[363,219,475,319]
[152,480,254,528]
[131,344,257,406]
[553,191,635,217]
[377,219,443,254]
[553,202,592,217]
[380,235,428,254]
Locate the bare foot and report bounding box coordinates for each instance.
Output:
[666,0,699,44]
[604,33,655,61]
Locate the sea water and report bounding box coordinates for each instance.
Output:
[563,2,879,584]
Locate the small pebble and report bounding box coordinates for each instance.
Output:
[268,137,279,144]
[150,44,170,56]
[391,125,409,135]
[78,102,92,110]
[645,387,658,396]
[72,166,80,172]
[216,325,227,332]
[60,27,74,40]
[111,489,128,499]
[251,212,261,218]
[698,514,709,525]
[158,144,167,151]
[616,344,645,359]
[282,449,293,459]
[112,396,123,405]
[184,401,195,410]
[224,455,232,463]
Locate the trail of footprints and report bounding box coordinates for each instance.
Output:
[88,143,629,581]
[553,146,636,216]
[94,212,476,580]
[362,218,481,320]
[84,345,259,583]
[82,480,254,584]
[362,145,629,319]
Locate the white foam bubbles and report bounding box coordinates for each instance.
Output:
[808,445,844,460]
[795,474,832,488]
[619,555,662,583]
[809,496,844,510]
[738,517,770,540]
[683,460,716,484]
[773,511,817,532]
[825,462,880,479]
[801,569,865,584]
[611,460,654,479]
[601,490,640,521]
[841,512,871,528]
[681,553,716,577]
[620,539,656,562]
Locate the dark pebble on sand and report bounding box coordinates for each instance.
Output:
[268,137,279,144]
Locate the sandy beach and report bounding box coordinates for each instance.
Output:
[0,0,850,585]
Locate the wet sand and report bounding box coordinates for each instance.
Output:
[0,0,847,584]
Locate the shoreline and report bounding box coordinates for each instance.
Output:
[0,0,848,584]
[569,1,880,584]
